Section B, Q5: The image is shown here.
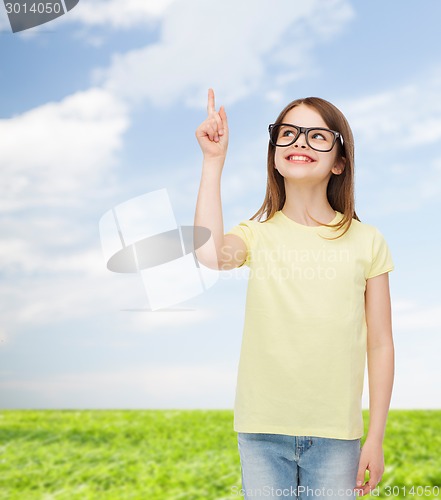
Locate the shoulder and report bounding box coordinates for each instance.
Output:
[225,217,262,246]
[343,218,394,262]
[346,217,383,241]
[226,218,262,234]
[350,218,394,278]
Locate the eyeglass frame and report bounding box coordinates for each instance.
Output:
[268,123,344,153]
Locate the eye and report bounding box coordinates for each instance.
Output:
[282,129,295,137]
[311,132,326,140]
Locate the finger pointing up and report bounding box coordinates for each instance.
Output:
[207,88,216,115]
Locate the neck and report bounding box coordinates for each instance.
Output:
[282,179,335,226]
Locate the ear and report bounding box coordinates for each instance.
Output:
[332,156,346,175]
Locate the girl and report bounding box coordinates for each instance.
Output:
[194,89,394,499]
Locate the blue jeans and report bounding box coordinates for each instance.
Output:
[237,433,362,499]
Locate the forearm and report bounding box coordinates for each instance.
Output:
[366,340,394,443]
[194,158,225,268]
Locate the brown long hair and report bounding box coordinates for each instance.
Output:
[249,97,360,239]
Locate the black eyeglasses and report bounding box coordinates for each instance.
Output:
[268,123,344,152]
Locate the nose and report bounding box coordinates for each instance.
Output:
[292,131,308,148]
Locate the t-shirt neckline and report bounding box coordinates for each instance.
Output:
[277,209,342,230]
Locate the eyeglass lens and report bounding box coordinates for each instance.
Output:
[271,125,336,152]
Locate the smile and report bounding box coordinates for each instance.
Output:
[286,155,314,163]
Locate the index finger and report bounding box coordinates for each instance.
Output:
[207,88,216,114]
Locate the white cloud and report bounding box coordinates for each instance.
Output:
[359,298,441,409]
[0,87,129,212]
[97,0,354,108]
[126,306,216,333]
[68,0,178,28]
[0,256,218,329]
[0,82,224,335]
[0,0,176,36]
[358,154,441,216]
[0,363,237,408]
[340,68,441,215]
[343,68,441,150]
[0,271,138,328]
[392,299,441,331]
[417,156,441,200]
[0,87,135,333]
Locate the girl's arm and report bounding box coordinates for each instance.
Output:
[194,88,228,269]
[365,272,394,442]
[354,272,394,496]
[194,89,246,270]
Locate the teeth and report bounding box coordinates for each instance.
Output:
[287,155,312,162]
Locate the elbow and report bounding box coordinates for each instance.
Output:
[194,249,219,270]
[367,335,394,352]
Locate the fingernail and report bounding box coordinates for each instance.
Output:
[357,481,362,485]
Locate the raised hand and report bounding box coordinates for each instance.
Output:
[195,88,229,161]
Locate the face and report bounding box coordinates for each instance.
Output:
[273,104,345,184]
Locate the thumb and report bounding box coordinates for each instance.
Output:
[355,466,366,487]
[219,105,228,130]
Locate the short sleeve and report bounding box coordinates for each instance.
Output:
[225,220,256,267]
[366,227,395,279]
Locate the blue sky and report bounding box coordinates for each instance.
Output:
[1,0,440,410]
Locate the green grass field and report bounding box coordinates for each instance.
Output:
[0,410,439,499]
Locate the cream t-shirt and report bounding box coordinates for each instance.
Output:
[225,210,394,440]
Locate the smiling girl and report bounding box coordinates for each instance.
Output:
[194,89,395,499]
